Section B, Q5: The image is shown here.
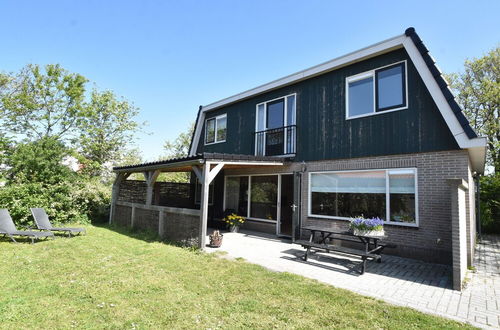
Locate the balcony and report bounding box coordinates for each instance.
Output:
[254,125,296,156]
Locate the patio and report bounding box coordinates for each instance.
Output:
[207,229,500,328]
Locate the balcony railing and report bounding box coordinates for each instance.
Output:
[254,125,296,156]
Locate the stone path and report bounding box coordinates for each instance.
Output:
[207,230,500,329]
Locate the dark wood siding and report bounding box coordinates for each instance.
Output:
[197,48,459,161]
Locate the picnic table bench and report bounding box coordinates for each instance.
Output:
[296,226,396,274]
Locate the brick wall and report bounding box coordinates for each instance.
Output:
[224,150,473,264]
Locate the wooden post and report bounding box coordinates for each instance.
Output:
[199,162,210,249]
[109,172,129,224]
[198,162,225,250]
[144,170,160,206]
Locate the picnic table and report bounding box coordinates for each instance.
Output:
[295,226,396,274]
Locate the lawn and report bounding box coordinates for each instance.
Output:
[0,225,472,329]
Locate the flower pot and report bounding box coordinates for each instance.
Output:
[353,228,385,237]
[209,234,223,248]
[229,225,239,233]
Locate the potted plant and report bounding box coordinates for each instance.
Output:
[350,217,385,237]
[223,213,245,233]
[209,230,223,248]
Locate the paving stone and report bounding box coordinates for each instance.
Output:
[207,231,500,328]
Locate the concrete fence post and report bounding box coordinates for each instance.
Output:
[158,209,165,239]
[449,179,469,291]
[131,205,136,228]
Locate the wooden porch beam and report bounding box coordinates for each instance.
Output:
[144,170,161,206]
[207,163,224,184]
[191,165,203,182]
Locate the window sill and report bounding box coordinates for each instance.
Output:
[254,153,295,158]
[346,106,408,120]
[307,214,418,228]
[204,140,226,146]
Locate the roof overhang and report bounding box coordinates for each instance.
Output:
[113,153,285,173]
[466,140,488,175]
[188,27,487,173]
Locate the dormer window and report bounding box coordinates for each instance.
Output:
[346,61,407,119]
[205,114,227,145]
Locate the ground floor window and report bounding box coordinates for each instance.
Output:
[224,174,282,222]
[224,176,249,216]
[309,168,417,225]
[250,175,278,220]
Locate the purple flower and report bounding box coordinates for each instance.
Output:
[350,217,384,231]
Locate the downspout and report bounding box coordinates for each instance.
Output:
[476,174,482,239]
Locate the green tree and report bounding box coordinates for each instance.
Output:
[447,46,500,174]
[78,89,142,175]
[480,174,500,233]
[4,136,75,185]
[158,122,194,183]
[163,122,194,159]
[0,64,87,140]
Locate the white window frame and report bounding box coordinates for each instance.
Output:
[223,173,294,235]
[255,93,297,156]
[307,167,419,227]
[346,60,408,120]
[204,114,227,145]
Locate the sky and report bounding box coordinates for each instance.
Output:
[0,0,499,161]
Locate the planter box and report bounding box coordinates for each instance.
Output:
[353,228,385,237]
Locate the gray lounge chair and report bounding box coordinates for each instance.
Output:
[31,208,86,237]
[0,209,54,244]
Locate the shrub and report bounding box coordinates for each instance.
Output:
[71,180,111,223]
[0,181,111,228]
[480,174,500,234]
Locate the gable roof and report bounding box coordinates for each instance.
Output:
[404,28,477,139]
[189,27,487,173]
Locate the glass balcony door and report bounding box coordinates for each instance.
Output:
[255,94,296,156]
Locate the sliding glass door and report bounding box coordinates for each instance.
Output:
[250,176,278,221]
[224,174,296,237]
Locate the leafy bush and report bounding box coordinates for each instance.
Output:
[0,181,110,228]
[4,137,75,185]
[71,180,111,223]
[480,174,500,234]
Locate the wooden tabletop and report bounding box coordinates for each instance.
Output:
[301,226,387,239]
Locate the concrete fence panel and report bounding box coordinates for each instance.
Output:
[112,201,201,247]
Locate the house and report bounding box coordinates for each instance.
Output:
[110,28,486,290]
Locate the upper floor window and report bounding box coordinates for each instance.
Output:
[205,114,227,145]
[255,94,296,156]
[346,61,407,119]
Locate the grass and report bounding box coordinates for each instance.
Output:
[0,225,473,329]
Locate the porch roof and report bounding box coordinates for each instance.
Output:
[113,152,287,173]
